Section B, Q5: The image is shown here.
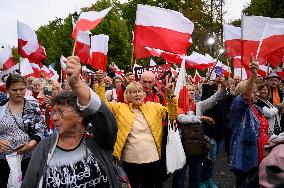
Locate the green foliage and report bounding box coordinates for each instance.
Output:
[243,0,284,18]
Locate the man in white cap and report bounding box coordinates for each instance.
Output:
[266,72,282,105]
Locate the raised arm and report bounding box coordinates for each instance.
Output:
[66,56,117,149]
[66,56,90,106]
[243,57,259,99]
[196,79,227,116]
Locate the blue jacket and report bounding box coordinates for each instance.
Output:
[229,96,260,173]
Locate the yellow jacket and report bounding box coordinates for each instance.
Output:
[95,84,178,160]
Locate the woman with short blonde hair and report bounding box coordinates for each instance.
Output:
[95,72,178,188]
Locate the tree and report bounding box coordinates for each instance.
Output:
[243,0,284,18]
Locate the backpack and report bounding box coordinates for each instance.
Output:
[181,123,211,156]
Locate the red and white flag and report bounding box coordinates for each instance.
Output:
[257,25,284,65]
[60,55,67,70]
[72,7,112,39]
[0,47,16,70]
[30,62,42,78]
[75,31,91,65]
[258,64,273,77]
[19,58,34,78]
[49,66,59,80]
[266,49,284,68]
[194,70,202,85]
[17,21,46,66]
[174,59,189,114]
[233,56,248,80]
[60,55,67,79]
[134,4,194,59]
[112,62,124,77]
[241,15,284,66]
[41,65,51,79]
[223,24,241,57]
[184,52,215,71]
[91,34,109,71]
[145,47,182,64]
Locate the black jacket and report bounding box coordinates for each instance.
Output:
[21,93,118,188]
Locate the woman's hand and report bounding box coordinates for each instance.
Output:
[14,140,37,155]
[250,56,259,76]
[0,140,10,153]
[164,76,175,97]
[66,56,82,88]
[200,116,215,124]
[95,70,105,85]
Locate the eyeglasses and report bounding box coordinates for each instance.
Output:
[50,109,74,118]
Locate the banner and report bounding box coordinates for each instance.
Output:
[134,64,171,80]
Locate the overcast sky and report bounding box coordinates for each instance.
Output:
[0,0,250,47]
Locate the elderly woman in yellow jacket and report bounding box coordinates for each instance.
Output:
[95,71,178,188]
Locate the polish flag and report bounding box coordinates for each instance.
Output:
[134,4,194,59]
[266,49,284,68]
[112,62,124,77]
[41,65,51,79]
[60,55,67,79]
[184,52,215,71]
[223,24,241,57]
[17,21,46,66]
[72,7,112,39]
[233,56,248,80]
[19,58,34,78]
[0,47,16,70]
[194,70,202,85]
[174,59,189,114]
[257,25,284,64]
[241,15,284,66]
[258,65,272,77]
[75,31,91,65]
[145,47,182,64]
[60,55,67,70]
[30,63,42,78]
[49,65,59,80]
[91,34,109,71]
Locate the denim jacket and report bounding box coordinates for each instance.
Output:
[229,95,260,173]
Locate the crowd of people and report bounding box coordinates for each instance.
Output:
[0,56,284,188]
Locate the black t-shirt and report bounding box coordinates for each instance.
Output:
[42,139,110,188]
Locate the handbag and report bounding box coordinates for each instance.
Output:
[181,123,210,156]
[166,121,186,173]
[113,163,131,188]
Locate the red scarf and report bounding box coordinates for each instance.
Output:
[250,103,269,163]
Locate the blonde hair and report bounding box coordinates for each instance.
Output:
[234,80,248,96]
[124,81,146,103]
[186,83,196,90]
[32,78,47,86]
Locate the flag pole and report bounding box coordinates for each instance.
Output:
[227,58,231,78]
[266,61,270,75]
[131,44,134,70]
[130,31,135,69]
[72,39,77,56]
[241,64,243,80]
